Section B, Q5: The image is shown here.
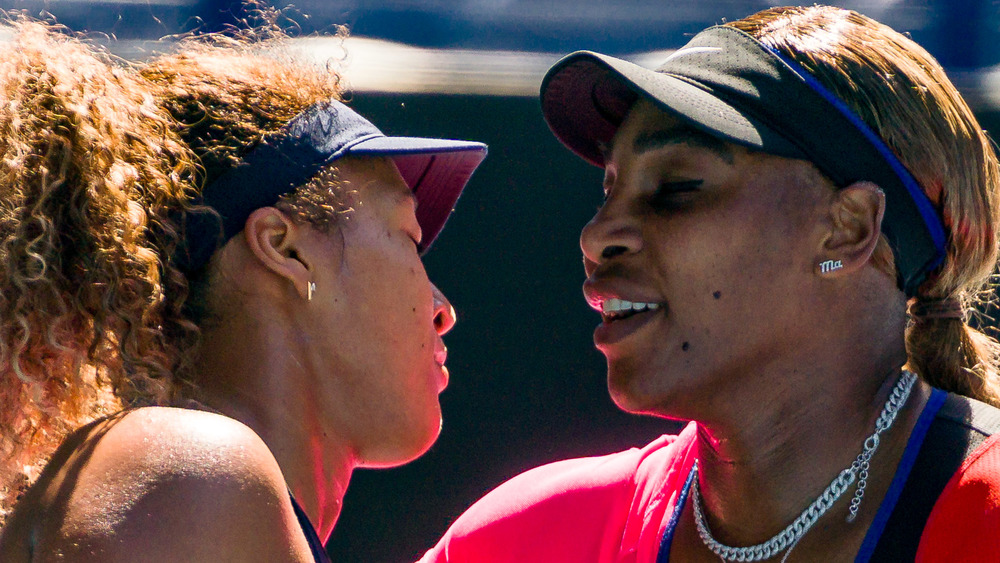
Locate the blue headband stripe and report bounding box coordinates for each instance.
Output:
[766,47,947,266]
[541,26,951,295]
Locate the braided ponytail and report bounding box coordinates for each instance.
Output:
[906,306,1000,406]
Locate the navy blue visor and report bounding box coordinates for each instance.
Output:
[178,99,487,273]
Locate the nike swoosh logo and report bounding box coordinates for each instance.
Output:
[663,47,723,63]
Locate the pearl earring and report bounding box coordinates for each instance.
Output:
[307,281,316,301]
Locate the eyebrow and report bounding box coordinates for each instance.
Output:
[630,126,734,164]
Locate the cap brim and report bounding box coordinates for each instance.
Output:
[348,136,487,252]
[540,51,803,167]
[540,27,948,297]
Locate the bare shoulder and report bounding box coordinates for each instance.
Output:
[8,407,313,562]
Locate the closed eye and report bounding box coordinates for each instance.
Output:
[649,180,702,210]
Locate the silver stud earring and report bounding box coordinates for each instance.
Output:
[819,259,843,274]
[307,281,316,301]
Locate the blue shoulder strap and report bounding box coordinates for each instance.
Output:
[867,392,1000,560]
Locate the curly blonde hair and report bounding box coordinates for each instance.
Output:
[0,20,201,510]
[138,28,350,317]
[0,18,349,517]
[728,6,1000,405]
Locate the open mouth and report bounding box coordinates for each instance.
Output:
[600,298,663,322]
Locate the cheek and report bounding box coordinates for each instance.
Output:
[351,259,429,325]
[386,263,435,335]
[666,210,774,280]
[660,203,806,323]
[718,196,810,272]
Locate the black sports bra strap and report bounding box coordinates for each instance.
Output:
[290,494,334,563]
[869,392,1000,560]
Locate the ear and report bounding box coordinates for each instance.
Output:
[242,207,312,300]
[818,181,885,277]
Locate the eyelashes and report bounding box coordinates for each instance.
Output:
[598,178,704,212]
[649,179,703,210]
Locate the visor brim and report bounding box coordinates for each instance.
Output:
[348,137,487,253]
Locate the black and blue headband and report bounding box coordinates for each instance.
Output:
[539,25,946,297]
[178,99,487,273]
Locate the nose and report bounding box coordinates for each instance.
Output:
[580,200,642,271]
[431,284,456,335]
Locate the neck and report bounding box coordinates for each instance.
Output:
[689,325,925,548]
[191,300,354,542]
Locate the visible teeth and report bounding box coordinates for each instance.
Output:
[601,298,661,315]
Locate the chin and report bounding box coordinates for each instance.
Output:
[606,362,685,419]
[400,412,443,461]
[360,407,443,468]
[608,374,652,413]
[609,382,656,415]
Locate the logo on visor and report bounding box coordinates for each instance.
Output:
[663,47,723,63]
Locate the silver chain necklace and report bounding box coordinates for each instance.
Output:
[691,370,917,562]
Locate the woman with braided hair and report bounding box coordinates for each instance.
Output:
[422,5,1000,562]
[0,20,486,562]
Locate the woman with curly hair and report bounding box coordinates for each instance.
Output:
[423,5,1000,562]
[0,21,486,562]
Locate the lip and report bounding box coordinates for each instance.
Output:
[583,280,664,315]
[436,365,450,392]
[583,278,667,349]
[582,278,662,313]
[434,342,449,392]
[593,306,665,348]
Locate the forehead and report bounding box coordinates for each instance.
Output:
[606,99,835,202]
[335,156,415,205]
[607,99,734,163]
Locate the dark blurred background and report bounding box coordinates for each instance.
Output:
[3,0,1000,560]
